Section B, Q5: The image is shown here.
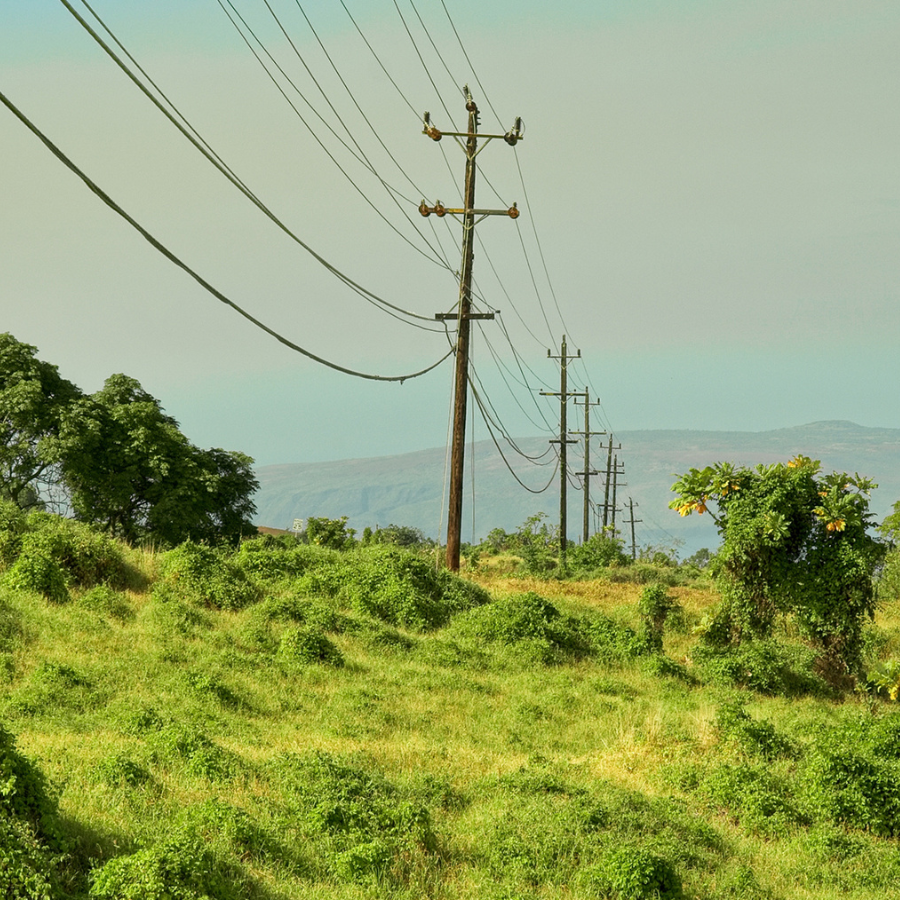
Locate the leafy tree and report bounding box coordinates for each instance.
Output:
[878,499,900,602]
[53,374,257,545]
[304,516,356,550]
[670,456,884,684]
[0,333,80,508]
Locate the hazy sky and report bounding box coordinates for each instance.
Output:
[2,0,898,477]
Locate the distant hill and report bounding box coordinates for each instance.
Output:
[254,421,900,556]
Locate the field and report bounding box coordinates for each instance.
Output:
[2,519,900,898]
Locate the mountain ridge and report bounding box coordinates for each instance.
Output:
[253,421,900,555]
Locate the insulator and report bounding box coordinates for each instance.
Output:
[434,202,447,217]
[508,204,520,219]
[426,126,442,141]
[418,202,431,217]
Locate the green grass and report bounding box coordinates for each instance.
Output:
[2,530,900,898]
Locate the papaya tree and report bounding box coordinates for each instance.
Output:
[670,456,884,684]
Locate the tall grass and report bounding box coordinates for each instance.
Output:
[1,519,900,897]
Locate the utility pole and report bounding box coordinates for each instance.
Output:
[610,454,625,532]
[571,387,604,544]
[541,336,580,570]
[421,89,523,571]
[601,435,622,532]
[624,498,642,560]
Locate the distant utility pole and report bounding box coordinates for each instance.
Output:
[541,336,580,570]
[624,498,642,560]
[421,88,523,571]
[601,435,622,531]
[610,454,625,532]
[572,387,604,544]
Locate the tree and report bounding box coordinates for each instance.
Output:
[0,333,80,508]
[670,456,884,684]
[53,374,257,545]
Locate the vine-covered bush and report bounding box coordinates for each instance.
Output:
[158,541,257,610]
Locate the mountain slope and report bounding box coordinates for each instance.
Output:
[254,421,900,555]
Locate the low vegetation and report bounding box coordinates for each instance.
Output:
[2,501,900,899]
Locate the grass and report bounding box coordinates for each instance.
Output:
[2,532,900,898]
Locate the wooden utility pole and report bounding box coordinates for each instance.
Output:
[610,454,625,531]
[541,336,580,571]
[421,89,522,571]
[624,498,642,560]
[572,388,604,543]
[601,435,622,531]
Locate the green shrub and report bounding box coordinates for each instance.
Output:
[638,582,683,647]
[692,640,828,696]
[0,815,58,900]
[715,703,795,760]
[230,539,324,583]
[3,533,69,602]
[0,723,65,852]
[150,725,236,781]
[0,499,27,568]
[77,583,133,621]
[89,828,244,900]
[277,626,344,668]
[568,532,630,572]
[96,752,151,788]
[270,751,436,884]
[596,844,683,899]
[159,541,257,610]
[801,716,900,836]
[8,662,97,717]
[332,546,489,630]
[453,592,593,663]
[701,763,808,836]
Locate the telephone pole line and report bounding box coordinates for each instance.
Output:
[421,88,522,571]
[601,435,622,531]
[624,497,642,560]
[610,454,625,532]
[571,388,604,543]
[541,336,580,570]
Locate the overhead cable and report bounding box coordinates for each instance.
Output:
[0,87,452,384]
[61,0,443,329]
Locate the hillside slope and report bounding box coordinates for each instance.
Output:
[255,421,900,554]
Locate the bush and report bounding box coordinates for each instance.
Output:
[77,583,133,622]
[331,546,489,630]
[801,715,900,837]
[568,533,630,572]
[89,828,244,900]
[270,751,436,884]
[692,639,829,696]
[452,592,593,663]
[277,626,344,668]
[715,703,795,760]
[159,541,257,610]
[3,533,69,602]
[597,845,683,899]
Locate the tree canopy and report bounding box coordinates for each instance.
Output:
[0,333,81,508]
[1,333,258,545]
[670,456,884,683]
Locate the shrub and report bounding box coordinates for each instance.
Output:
[334,546,489,630]
[568,532,630,572]
[701,763,808,836]
[150,725,236,781]
[25,513,131,587]
[270,751,436,884]
[277,626,344,668]
[692,639,828,696]
[597,845,683,899]
[3,533,69,602]
[96,752,151,788]
[159,541,257,610]
[801,715,900,836]
[452,592,593,663]
[89,827,244,900]
[77,583,133,622]
[715,703,795,760]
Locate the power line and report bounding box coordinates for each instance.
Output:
[0,87,452,384]
[215,0,451,271]
[61,0,442,331]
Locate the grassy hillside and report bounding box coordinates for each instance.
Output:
[2,516,900,898]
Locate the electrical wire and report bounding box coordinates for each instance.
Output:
[215,0,451,272]
[0,87,453,384]
[392,0,455,122]
[468,376,558,494]
[61,0,443,331]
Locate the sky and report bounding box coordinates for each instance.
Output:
[2,0,899,481]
